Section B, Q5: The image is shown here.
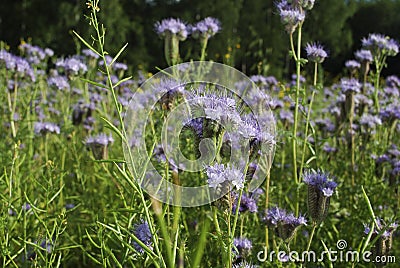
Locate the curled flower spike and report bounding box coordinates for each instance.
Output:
[305,42,328,63]
[85,133,114,160]
[206,163,244,190]
[233,237,252,260]
[262,206,307,241]
[190,17,221,40]
[155,18,188,65]
[155,18,188,41]
[303,169,337,224]
[276,0,305,34]
[362,33,399,57]
[363,218,398,265]
[355,49,373,63]
[132,220,153,254]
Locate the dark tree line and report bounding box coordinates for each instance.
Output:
[0,0,399,80]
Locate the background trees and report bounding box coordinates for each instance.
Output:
[0,0,398,80]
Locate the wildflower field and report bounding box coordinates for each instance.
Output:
[0,0,399,267]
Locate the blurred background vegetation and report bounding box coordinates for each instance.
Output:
[0,0,399,81]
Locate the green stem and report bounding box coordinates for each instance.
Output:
[299,63,317,178]
[300,223,317,268]
[292,23,303,186]
[200,37,209,61]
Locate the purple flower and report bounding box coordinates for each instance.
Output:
[303,169,337,197]
[190,17,221,39]
[279,110,294,124]
[0,51,36,81]
[132,220,153,254]
[155,18,188,40]
[276,0,305,34]
[362,33,399,57]
[305,42,328,63]
[303,169,337,224]
[380,103,400,122]
[339,78,361,94]
[359,114,382,129]
[55,57,88,75]
[386,75,400,88]
[345,60,361,70]
[232,192,258,213]
[233,237,252,259]
[47,75,70,90]
[82,48,100,59]
[85,133,114,147]
[206,163,244,190]
[315,118,335,132]
[19,43,52,65]
[85,133,114,159]
[34,122,60,135]
[323,143,337,153]
[355,49,373,63]
[233,261,258,268]
[262,206,307,240]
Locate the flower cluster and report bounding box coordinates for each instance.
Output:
[55,57,88,76]
[233,237,252,260]
[132,220,153,254]
[19,43,53,65]
[190,17,221,40]
[362,33,399,57]
[276,0,306,34]
[363,218,398,263]
[305,42,328,63]
[232,192,258,213]
[0,49,36,81]
[262,206,307,241]
[155,18,188,41]
[206,163,244,190]
[85,133,114,160]
[303,169,337,224]
[34,122,61,135]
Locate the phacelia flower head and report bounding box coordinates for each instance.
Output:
[303,169,337,224]
[190,17,221,40]
[34,122,61,135]
[345,60,361,70]
[262,206,307,241]
[363,218,398,261]
[339,77,361,94]
[355,49,373,63]
[362,33,399,57]
[85,133,114,160]
[233,237,252,259]
[276,0,305,34]
[55,56,88,76]
[305,42,328,63]
[132,220,153,254]
[232,192,258,214]
[0,50,36,81]
[47,75,70,90]
[206,163,244,190]
[233,261,258,268]
[155,18,188,41]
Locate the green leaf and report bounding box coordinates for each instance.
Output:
[72,31,101,58]
[110,43,128,67]
[114,76,133,88]
[80,78,109,90]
